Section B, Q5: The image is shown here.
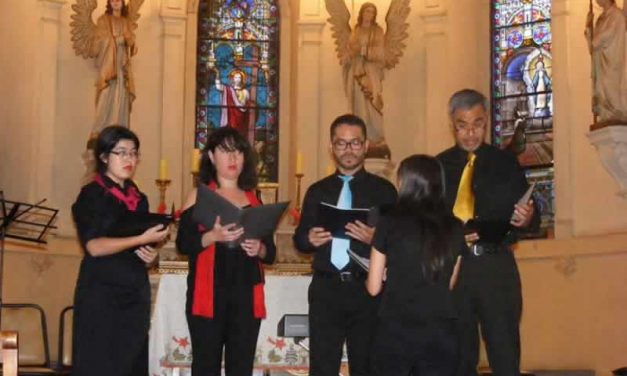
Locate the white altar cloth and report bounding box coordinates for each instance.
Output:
[149,273,312,376]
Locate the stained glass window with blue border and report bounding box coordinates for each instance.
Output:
[491,0,554,237]
[196,0,280,182]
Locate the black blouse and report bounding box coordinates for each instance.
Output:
[176,204,276,306]
[372,212,466,322]
[72,175,149,288]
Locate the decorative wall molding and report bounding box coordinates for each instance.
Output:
[587,125,627,197]
[418,0,447,18]
[554,256,577,277]
[161,0,187,15]
[298,19,325,46]
[300,0,323,19]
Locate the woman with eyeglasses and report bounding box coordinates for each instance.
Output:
[176,127,276,376]
[367,154,465,376]
[71,125,169,376]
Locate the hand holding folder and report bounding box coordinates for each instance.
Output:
[193,184,289,240]
[108,212,173,238]
[317,202,377,240]
[464,183,536,243]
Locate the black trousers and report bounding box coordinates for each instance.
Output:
[308,274,379,376]
[186,285,261,376]
[457,251,522,376]
[371,318,459,376]
[72,281,150,376]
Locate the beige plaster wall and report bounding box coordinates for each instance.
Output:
[1,0,627,373]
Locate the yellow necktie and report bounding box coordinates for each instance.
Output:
[453,152,476,222]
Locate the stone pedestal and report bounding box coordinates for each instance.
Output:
[587,125,627,197]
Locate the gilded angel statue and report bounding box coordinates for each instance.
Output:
[70,0,144,145]
[326,0,410,159]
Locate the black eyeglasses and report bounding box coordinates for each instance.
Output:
[332,139,365,150]
[454,122,486,134]
[110,150,140,159]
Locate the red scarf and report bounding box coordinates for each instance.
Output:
[192,183,266,319]
[94,174,140,212]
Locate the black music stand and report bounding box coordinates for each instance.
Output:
[0,190,58,328]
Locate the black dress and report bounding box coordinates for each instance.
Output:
[176,198,276,376]
[71,175,150,376]
[370,212,466,376]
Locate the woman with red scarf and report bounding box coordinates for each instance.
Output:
[177,127,276,376]
[72,126,169,376]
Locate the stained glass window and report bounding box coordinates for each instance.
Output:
[196,0,280,182]
[491,0,554,237]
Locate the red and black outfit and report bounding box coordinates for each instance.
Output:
[176,185,276,376]
[72,174,150,376]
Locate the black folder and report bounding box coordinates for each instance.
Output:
[317,202,373,240]
[108,212,173,238]
[193,184,289,240]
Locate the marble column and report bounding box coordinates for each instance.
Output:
[551,0,573,238]
[161,0,188,207]
[295,2,325,196]
[418,0,450,155]
[30,0,66,205]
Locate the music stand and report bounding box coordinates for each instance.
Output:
[0,190,58,328]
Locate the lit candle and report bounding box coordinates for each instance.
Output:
[191,148,201,173]
[326,162,335,176]
[296,152,303,174]
[159,159,168,180]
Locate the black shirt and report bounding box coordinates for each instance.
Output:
[372,212,465,321]
[436,143,540,241]
[176,202,276,308]
[293,168,398,273]
[72,175,149,288]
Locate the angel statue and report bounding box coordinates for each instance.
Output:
[326,0,410,159]
[584,0,627,124]
[70,0,144,147]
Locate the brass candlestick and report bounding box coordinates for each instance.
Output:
[155,179,171,213]
[295,173,304,212]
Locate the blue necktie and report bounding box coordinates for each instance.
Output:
[331,175,353,270]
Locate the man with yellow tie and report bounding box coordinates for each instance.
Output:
[437,89,539,376]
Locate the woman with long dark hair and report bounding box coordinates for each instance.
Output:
[367,154,465,376]
[176,127,276,376]
[72,125,169,376]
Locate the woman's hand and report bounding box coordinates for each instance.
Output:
[241,239,266,258]
[135,245,158,265]
[140,224,169,245]
[201,216,244,247]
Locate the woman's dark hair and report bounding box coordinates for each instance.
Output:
[198,127,258,190]
[106,0,129,17]
[94,125,140,174]
[396,154,457,281]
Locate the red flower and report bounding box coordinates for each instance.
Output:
[172,336,190,349]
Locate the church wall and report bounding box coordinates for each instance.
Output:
[0,0,627,373]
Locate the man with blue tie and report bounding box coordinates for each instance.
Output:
[294,114,397,376]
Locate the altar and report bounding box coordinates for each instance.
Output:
[149,267,312,376]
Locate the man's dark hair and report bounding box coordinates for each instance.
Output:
[448,89,488,117]
[329,114,368,139]
[94,125,140,174]
[198,127,258,190]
